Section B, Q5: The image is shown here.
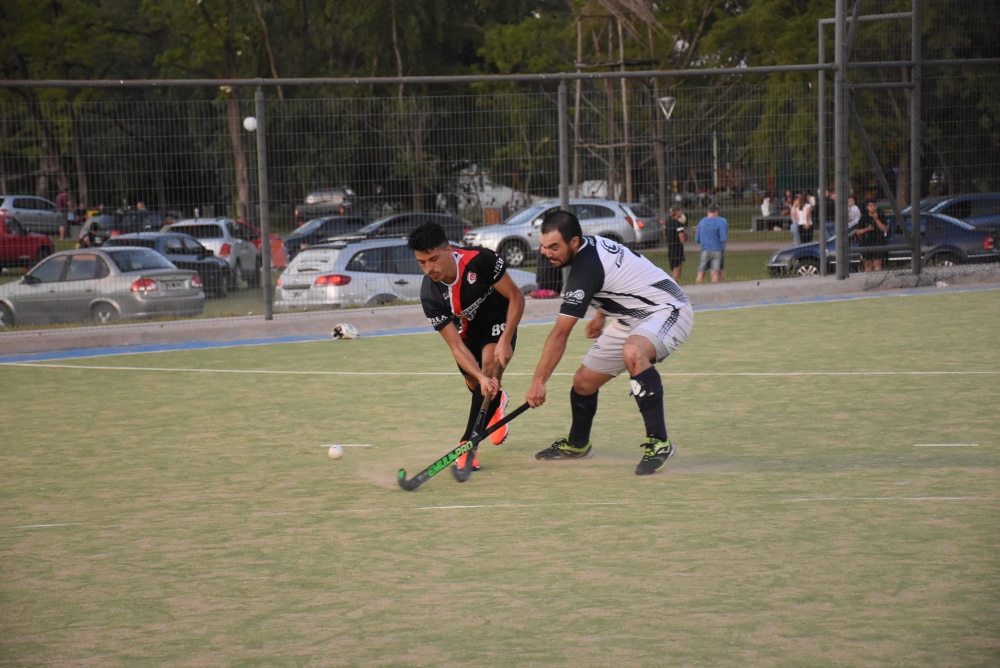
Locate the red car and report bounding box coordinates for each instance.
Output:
[236,219,286,268]
[0,213,54,270]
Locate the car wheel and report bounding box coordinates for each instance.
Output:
[248,257,262,288]
[793,257,819,276]
[91,302,119,324]
[33,247,51,266]
[0,303,14,328]
[927,253,958,267]
[365,294,400,307]
[499,240,528,267]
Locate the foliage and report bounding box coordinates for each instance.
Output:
[0,1,996,215]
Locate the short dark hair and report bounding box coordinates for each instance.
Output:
[707,203,719,213]
[539,209,582,243]
[407,221,449,252]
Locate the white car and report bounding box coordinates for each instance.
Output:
[462,198,645,267]
[0,195,63,235]
[273,238,538,312]
[164,218,261,289]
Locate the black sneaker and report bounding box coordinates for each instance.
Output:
[535,437,593,460]
[635,438,675,475]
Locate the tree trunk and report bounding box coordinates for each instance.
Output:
[227,94,251,222]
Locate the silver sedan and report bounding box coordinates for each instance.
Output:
[0,247,204,328]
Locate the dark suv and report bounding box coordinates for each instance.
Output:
[283,214,372,261]
[327,212,471,246]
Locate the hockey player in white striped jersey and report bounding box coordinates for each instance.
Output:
[525,209,694,475]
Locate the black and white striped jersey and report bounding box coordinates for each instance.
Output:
[558,236,689,327]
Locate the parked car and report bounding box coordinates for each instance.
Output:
[903,193,1000,228]
[0,247,204,328]
[767,216,999,277]
[0,195,62,235]
[163,218,261,288]
[103,232,231,298]
[283,214,372,261]
[273,238,537,312]
[0,213,54,269]
[328,212,471,247]
[293,187,355,225]
[621,202,664,248]
[461,198,642,267]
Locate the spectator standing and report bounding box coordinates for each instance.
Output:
[694,203,728,284]
[789,193,803,245]
[847,195,862,230]
[854,200,889,272]
[664,206,688,281]
[781,189,794,216]
[56,188,70,239]
[798,191,815,244]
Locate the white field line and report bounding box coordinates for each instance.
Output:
[4,362,1000,377]
[913,443,980,447]
[319,444,374,448]
[786,497,976,502]
[7,497,985,530]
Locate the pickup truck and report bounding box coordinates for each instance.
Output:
[0,214,54,269]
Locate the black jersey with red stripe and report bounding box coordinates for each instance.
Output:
[420,247,509,338]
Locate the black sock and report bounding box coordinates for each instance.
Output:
[568,388,599,447]
[630,367,668,442]
[463,387,484,442]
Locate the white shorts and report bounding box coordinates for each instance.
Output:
[582,304,693,377]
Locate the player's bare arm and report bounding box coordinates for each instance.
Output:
[439,323,498,397]
[584,311,606,339]
[492,272,525,368]
[526,315,577,407]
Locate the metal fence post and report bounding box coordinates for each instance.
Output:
[834,0,849,279]
[558,78,569,211]
[910,0,922,275]
[254,88,273,319]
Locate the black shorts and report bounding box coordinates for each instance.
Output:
[667,245,685,269]
[458,324,518,373]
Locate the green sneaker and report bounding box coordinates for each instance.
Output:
[535,437,593,460]
[635,438,675,475]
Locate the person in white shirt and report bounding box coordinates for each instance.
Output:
[848,195,862,230]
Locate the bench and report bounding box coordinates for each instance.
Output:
[752,215,792,232]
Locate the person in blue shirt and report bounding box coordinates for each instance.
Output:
[694,203,728,283]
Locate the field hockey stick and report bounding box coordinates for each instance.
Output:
[396,402,530,491]
[452,365,507,483]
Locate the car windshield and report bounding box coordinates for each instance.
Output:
[106,248,175,272]
[502,204,550,226]
[171,224,223,239]
[296,218,327,234]
[359,215,403,234]
[625,203,654,217]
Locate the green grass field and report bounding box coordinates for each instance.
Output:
[2,290,998,667]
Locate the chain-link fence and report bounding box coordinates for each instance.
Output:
[1,47,997,331]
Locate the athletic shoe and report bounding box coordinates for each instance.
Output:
[534,437,593,460]
[487,390,510,445]
[635,438,675,475]
[455,443,480,471]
